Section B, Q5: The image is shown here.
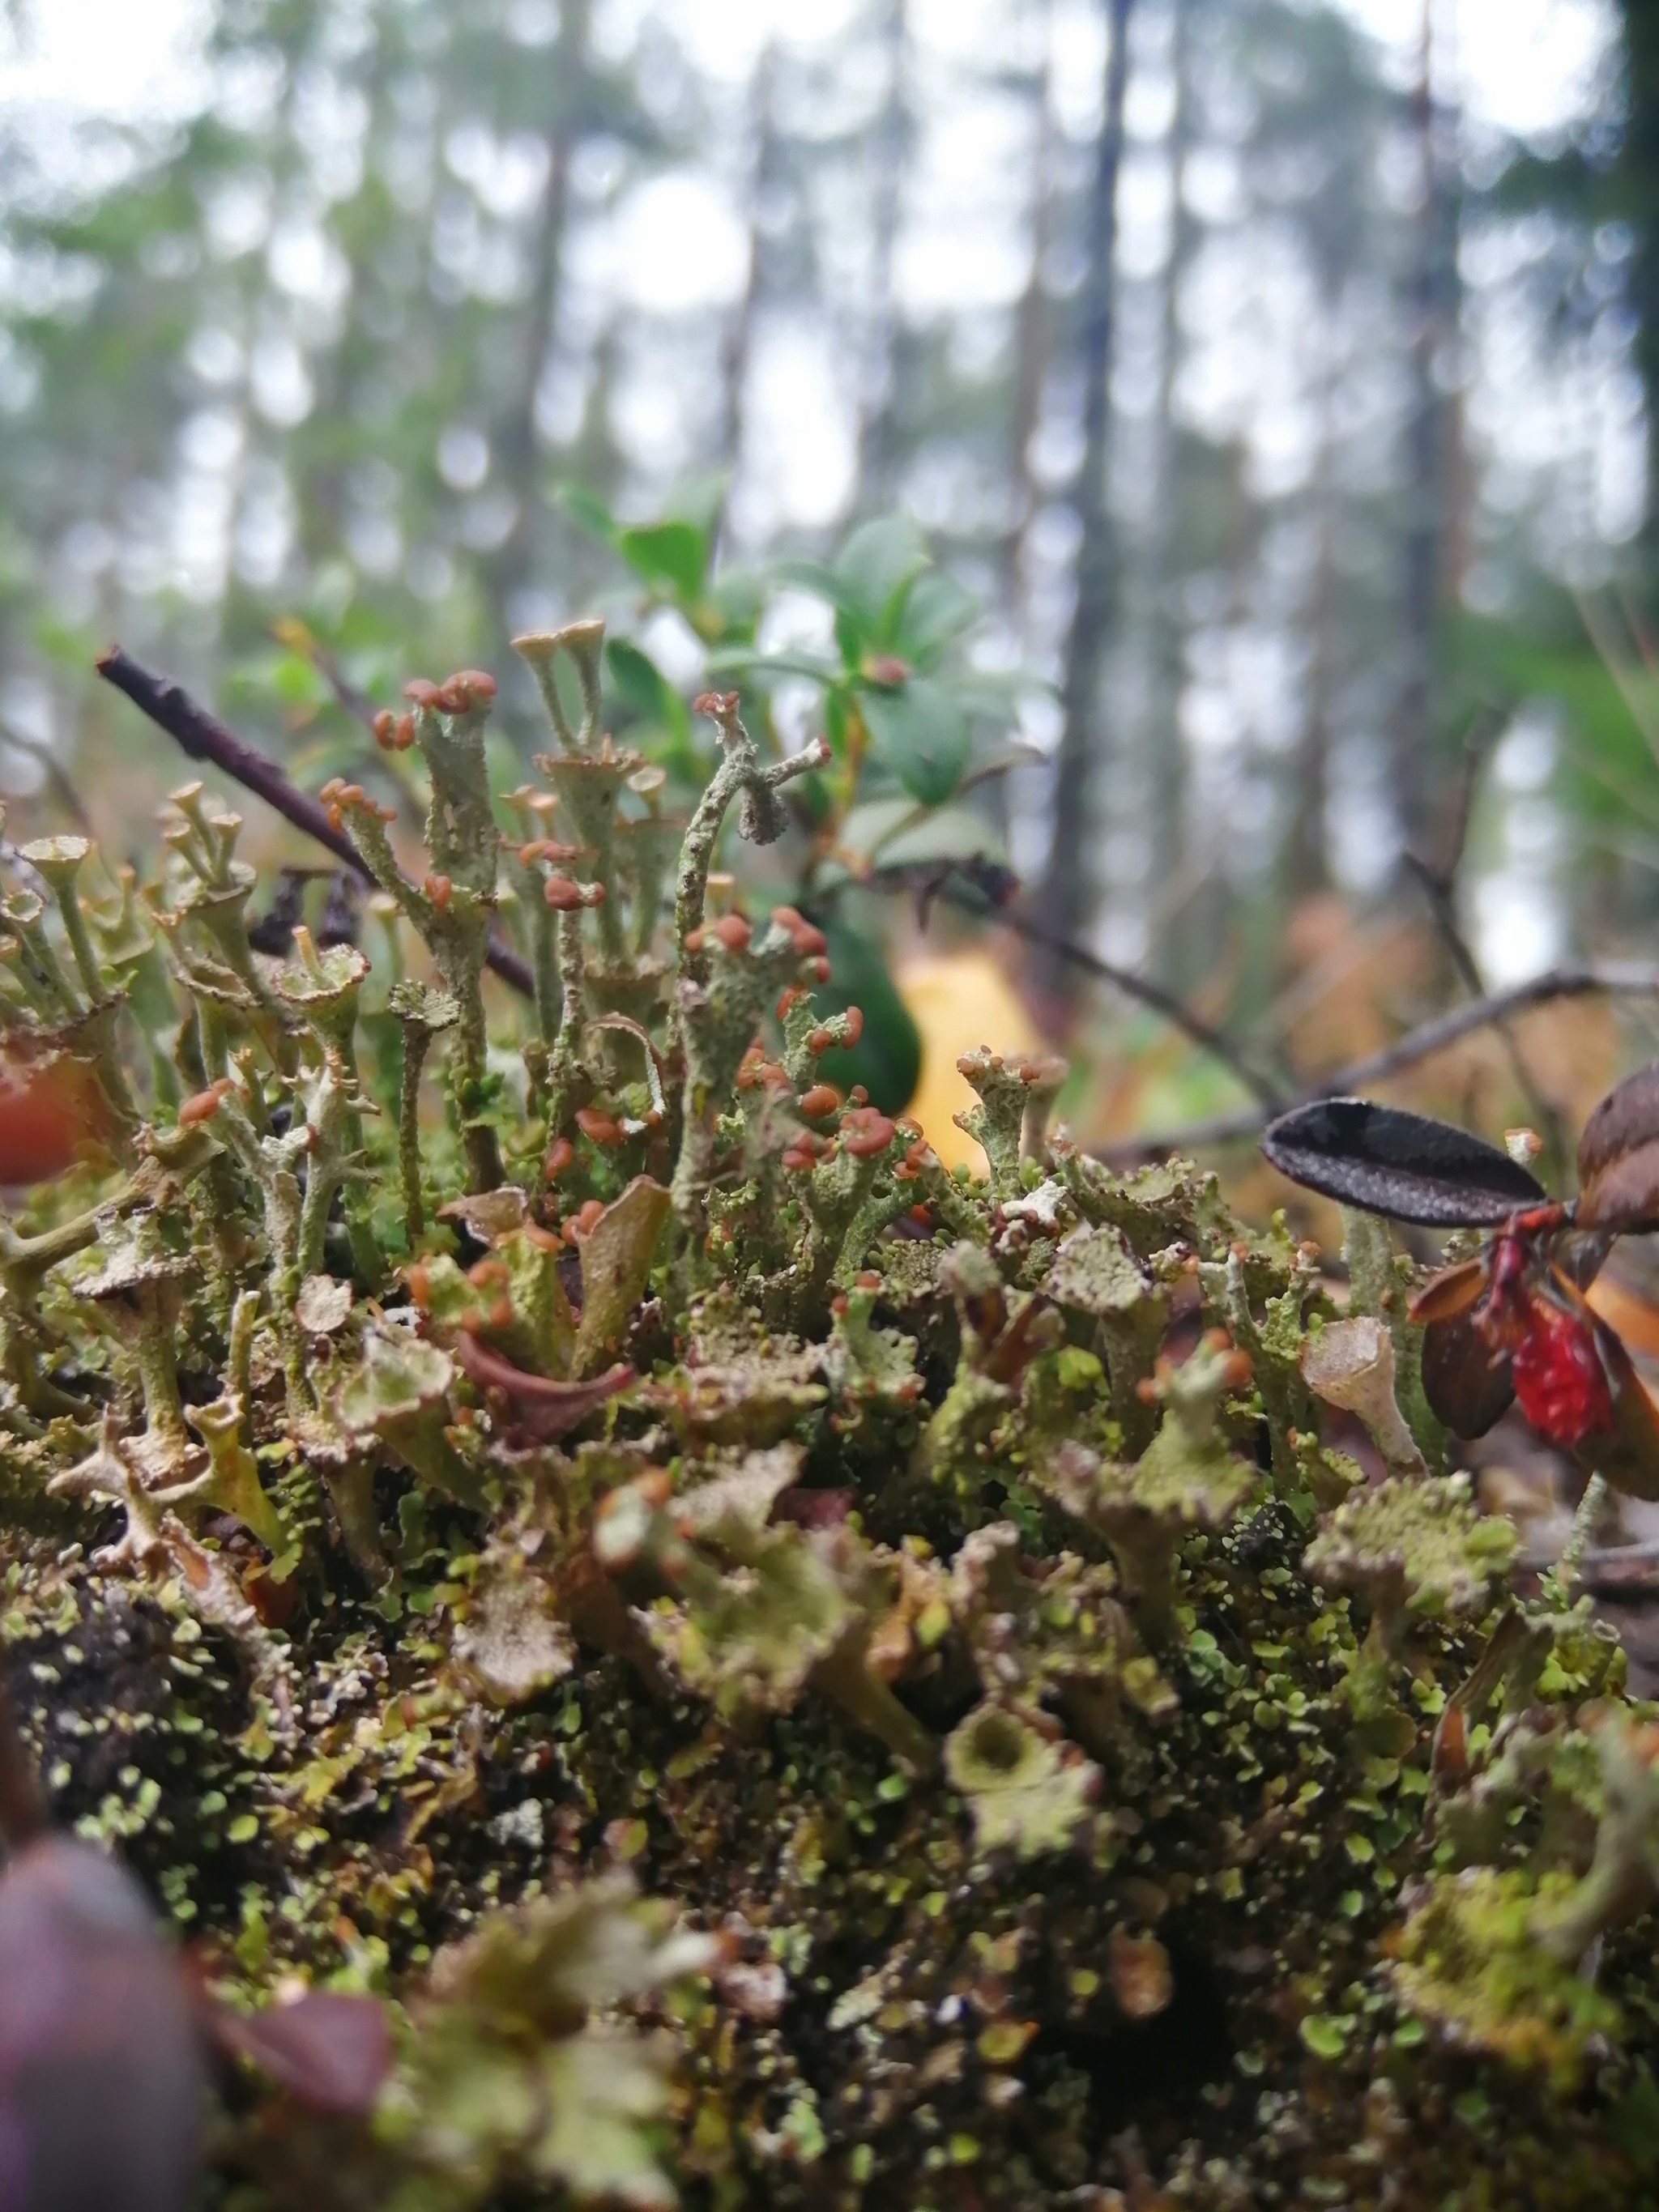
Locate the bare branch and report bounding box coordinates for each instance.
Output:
[912,874,1289,1113]
[1401,711,1569,1171]
[271,616,382,733]
[1098,960,1659,1164]
[0,718,94,833]
[95,646,535,1001]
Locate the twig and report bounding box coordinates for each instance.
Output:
[1401,714,1570,1174]
[271,616,382,733]
[1098,960,1659,1161]
[918,875,1288,1113]
[95,646,535,1001]
[272,616,429,838]
[1517,1532,1659,1596]
[0,718,94,833]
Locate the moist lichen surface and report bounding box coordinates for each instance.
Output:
[4,629,1659,2209]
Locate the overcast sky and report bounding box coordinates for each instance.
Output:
[0,0,1622,140]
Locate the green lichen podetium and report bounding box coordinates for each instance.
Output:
[1,632,1657,2211]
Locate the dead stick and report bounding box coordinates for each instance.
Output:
[1098,960,1659,1162]
[992,905,1286,1110]
[917,876,1289,1112]
[96,646,535,999]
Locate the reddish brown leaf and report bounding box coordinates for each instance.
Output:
[206,1990,393,2116]
[454,1332,633,1442]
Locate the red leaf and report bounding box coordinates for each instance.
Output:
[207,1991,393,2116]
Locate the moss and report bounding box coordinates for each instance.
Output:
[0,628,1654,2209]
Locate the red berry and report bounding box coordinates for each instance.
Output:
[1512,1299,1614,1447]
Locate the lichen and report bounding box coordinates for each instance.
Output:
[0,625,1656,2209]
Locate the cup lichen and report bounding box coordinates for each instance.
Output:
[0,627,1657,2207]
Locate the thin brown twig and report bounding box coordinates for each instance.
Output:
[1097,960,1659,1163]
[1401,711,1570,1174]
[270,618,431,839]
[94,646,535,1000]
[271,616,382,733]
[0,718,95,833]
[916,876,1289,1111]
[997,904,1288,1110]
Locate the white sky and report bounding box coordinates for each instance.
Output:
[0,0,1623,142]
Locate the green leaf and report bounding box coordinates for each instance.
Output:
[770,555,856,612]
[1299,2014,1350,2060]
[1610,2067,1659,2173]
[604,637,690,748]
[702,568,766,640]
[838,796,925,862]
[661,469,727,540]
[616,519,707,603]
[557,482,620,548]
[809,918,921,1115]
[869,803,1007,872]
[896,568,978,668]
[858,676,970,804]
[703,645,840,685]
[946,669,1031,718]
[834,515,929,633]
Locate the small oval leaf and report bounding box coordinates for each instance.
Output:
[208,1988,394,2116]
[1260,1098,1546,1225]
[1419,1310,1516,1438]
[858,676,970,806]
[1586,1307,1659,1501]
[1576,1062,1659,1231]
[616,519,707,603]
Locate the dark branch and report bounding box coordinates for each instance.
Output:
[95,646,535,1000]
[917,876,1288,1112]
[271,616,382,734]
[0,717,95,833]
[1401,711,1570,1173]
[1098,960,1659,1164]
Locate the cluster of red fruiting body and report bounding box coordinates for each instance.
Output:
[1464,1225,1615,1448]
[318,778,398,833]
[368,668,498,753]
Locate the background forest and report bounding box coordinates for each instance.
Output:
[2,0,1657,1169]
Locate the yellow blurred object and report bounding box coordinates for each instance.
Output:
[896,949,1043,1174]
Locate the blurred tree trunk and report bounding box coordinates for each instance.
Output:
[1032,0,1134,1017]
[1286,323,1339,899]
[1002,0,1056,607]
[490,0,591,609]
[1614,2,1659,541]
[1394,0,1458,855]
[1144,0,1193,981]
[857,0,911,507]
[717,45,779,482]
